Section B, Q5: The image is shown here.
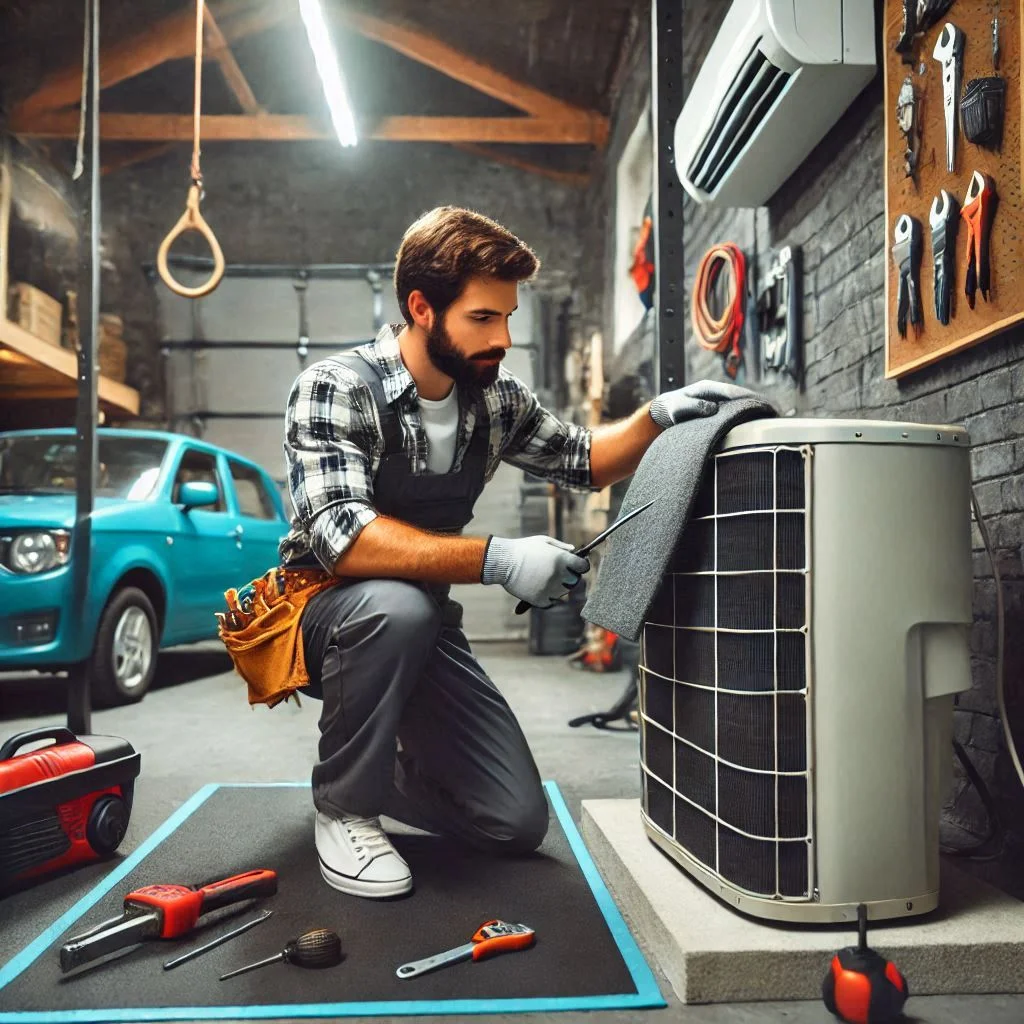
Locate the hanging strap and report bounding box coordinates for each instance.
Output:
[189,0,204,189]
[157,0,225,299]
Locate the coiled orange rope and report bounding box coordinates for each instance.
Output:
[691,242,746,378]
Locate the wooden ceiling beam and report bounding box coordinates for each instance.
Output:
[11,112,609,146]
[336,6,606,128]
[203,6,263,115]
[214,0,291,47]
[13,10,195,118]
[11,0,282,119]
[453,143,590,187]
[377,114,607,146]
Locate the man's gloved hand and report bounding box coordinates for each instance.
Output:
[649,380,758,429]
[482,535,590,609]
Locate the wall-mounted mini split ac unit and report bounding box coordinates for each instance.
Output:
[639,419,973,924]
[674,0,877,208]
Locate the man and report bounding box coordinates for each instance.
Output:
[280,206,752,899]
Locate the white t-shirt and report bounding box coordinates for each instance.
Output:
[417,387,459,474]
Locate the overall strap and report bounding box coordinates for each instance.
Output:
[334,352,404,455]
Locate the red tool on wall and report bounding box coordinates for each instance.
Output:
[961,170,998,310]
[0,728,140,891]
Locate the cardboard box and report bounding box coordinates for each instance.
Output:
[8,282,62,347]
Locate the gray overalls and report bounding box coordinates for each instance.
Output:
[297,352,549,854]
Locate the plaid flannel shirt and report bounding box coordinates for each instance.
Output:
[279,324,595,570]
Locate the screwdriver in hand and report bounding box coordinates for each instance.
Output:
[219,928,342,980]
[513,497,658,615]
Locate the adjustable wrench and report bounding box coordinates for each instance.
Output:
[961,171,998,308]
[396,920,535,979]
[892,215,923,338]
[933,23,965,173]
[929,190,959,326]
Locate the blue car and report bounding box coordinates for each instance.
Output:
[0,429,289,705]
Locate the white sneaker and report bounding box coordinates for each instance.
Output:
[315,811,412,898]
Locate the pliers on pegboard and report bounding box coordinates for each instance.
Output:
[892,214,923,337]
[961,171,998,309]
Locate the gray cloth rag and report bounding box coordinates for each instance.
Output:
[581,398,776,641]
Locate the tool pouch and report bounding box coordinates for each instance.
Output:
[962,77,1006,150]
[217,567,341,709]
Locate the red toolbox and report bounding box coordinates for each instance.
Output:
[0,727,141,889]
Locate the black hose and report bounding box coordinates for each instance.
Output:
[941,737,1004,859]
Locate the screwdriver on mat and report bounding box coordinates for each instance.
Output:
[163,909,273,970]
[219,928,342,980]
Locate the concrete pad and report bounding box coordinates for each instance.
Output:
[582,798,1024,1005]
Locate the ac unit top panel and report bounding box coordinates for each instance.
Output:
[719,418,971,451]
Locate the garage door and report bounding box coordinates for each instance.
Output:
[154,262,537,641]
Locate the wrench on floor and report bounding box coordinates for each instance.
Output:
[396,920,535,979]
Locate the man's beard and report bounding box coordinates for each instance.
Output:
[426,317,502,395]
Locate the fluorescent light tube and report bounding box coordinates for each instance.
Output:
[298,0,358,147]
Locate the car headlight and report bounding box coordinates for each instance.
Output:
[4,531,72,574]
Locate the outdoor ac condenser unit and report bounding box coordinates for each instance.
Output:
[674,0,876,208]
[639,420,973,924]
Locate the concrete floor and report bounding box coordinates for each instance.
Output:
[2,641,1021,1024]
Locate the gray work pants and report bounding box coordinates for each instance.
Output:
[299,579,549,855]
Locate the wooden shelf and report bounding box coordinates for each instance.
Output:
[0,316,139,417]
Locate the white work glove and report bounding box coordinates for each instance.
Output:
[481,535,590,609]
[649,380,758,429]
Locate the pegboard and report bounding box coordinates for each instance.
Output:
[884,0,1023,378]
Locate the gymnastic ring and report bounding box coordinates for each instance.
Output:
[157,184,225,299]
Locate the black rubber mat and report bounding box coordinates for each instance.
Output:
[0,781,663,1021]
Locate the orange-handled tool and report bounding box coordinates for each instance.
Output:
[396,919,535,979]
[60,868,278,972]
[961,170,997,309]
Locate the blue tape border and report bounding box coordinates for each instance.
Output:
[0,779,664,1021]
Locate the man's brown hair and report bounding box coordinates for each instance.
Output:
[394,206,540,324]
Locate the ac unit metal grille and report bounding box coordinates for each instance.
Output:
[640,446,812,901]
[686,41,792,195]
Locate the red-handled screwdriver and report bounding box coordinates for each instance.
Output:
[59,868,278,973]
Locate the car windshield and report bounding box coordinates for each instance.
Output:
[0,435,168,500]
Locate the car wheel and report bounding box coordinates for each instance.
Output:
[88,587,158,707]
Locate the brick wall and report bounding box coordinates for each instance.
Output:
[4,141,80,328]
[732,84,1024,869]
[580,0,1024,890]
